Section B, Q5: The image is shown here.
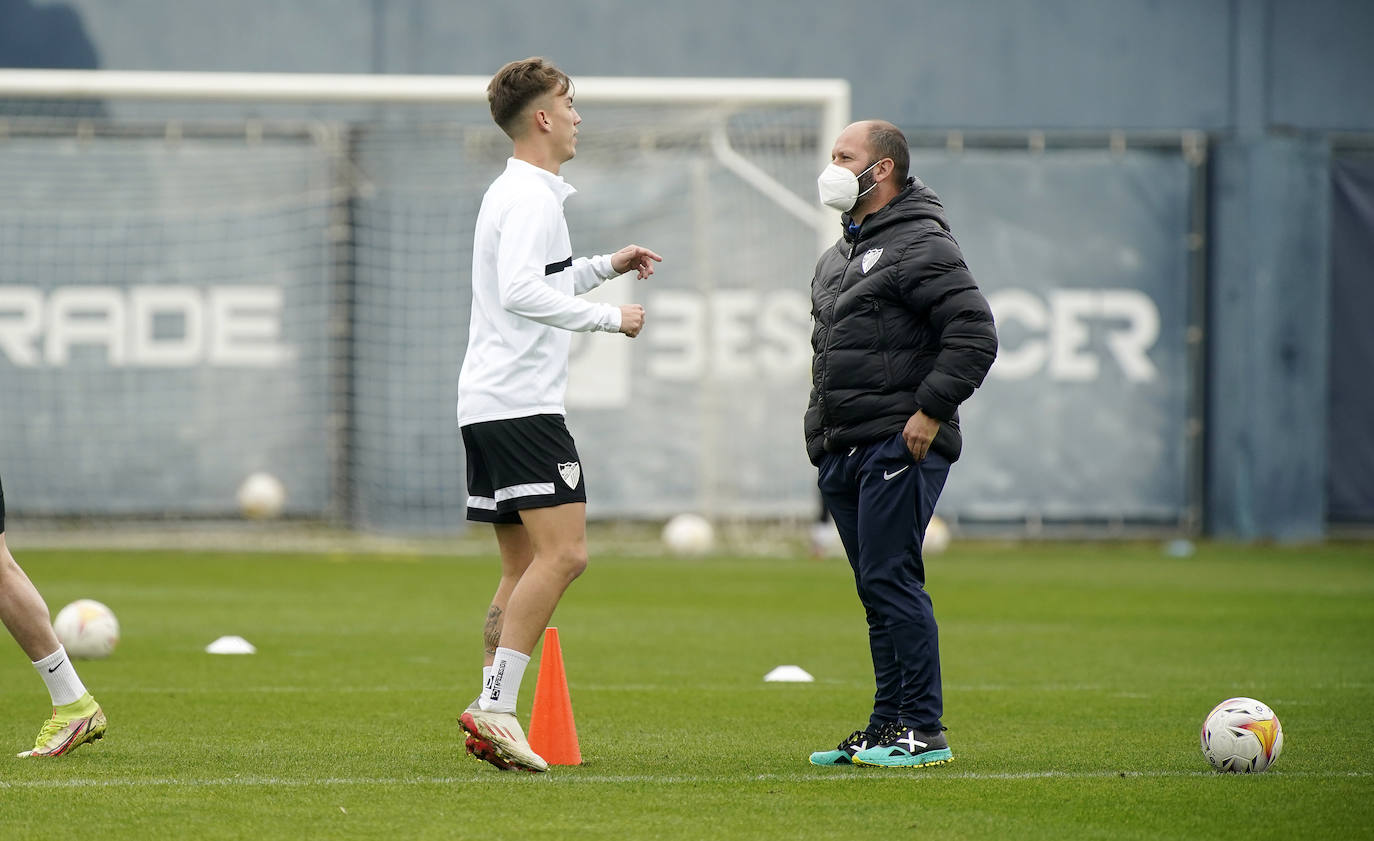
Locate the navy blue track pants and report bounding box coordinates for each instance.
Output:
[818,433,950,732]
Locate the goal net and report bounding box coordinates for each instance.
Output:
[0,70,848,531]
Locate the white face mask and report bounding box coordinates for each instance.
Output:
[817,160,881,212]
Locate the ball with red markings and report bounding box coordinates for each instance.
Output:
[53,599,120,660]
[1201,697,1283,773]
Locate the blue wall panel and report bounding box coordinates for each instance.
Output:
[1207,136,1331,539]
[1269,0,1374,132]
[1327,154,1374,523]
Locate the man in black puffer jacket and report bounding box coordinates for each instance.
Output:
[805,120,997,770]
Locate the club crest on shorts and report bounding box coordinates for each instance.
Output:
[861,248,883,274]
[558,461,581,489]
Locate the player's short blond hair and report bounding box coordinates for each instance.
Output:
[487,57,572,140]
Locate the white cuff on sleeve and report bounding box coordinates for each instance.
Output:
[592,253,618,279]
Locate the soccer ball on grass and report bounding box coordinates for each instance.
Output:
[1200,696,1283,773]
[53,599,120,660]
[923,515,951,555]
[662,513,715,556]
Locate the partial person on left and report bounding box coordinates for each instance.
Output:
[0,473,107,757]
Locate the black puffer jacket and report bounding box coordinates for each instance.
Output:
[805,177,997,465]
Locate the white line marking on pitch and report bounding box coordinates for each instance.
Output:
[65,681,1374,697]
[1,769,1368,789]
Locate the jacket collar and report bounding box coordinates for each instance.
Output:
[506,157,578,203]
[842,177,945,243]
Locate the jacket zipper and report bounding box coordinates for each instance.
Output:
[817,239,858,437]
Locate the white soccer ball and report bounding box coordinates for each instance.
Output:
[237,472,286,519]
[53,599,120,660]
[923,515,952,555]
[662,513,715,556]
[809,518,843,557]
[1201,697,1284,773]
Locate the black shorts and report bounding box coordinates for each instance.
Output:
[0,473,5,534]
[461,414,587,524]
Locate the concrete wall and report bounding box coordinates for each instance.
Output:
[5,0,1372,132]
[4,0,1370,537]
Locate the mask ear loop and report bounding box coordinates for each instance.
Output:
[855,159,884,200]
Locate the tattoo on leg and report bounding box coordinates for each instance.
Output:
[483,606,503,656]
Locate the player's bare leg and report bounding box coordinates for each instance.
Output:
[485,523,535,666]
[462,524,534,764]
[0,535,62,661]
[1,534,106,758]
[460,503,587,772]
[493,503,587,655]
[468,524,534,696]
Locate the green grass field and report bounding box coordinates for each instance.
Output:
[1,538,1372,840]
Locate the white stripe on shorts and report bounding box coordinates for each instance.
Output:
[466,496,498,510]
[495,482,555,502]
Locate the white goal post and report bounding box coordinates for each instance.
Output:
[0,68,848,250]
[0,69,850,530]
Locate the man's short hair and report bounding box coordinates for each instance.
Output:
[868,121,910,184]
[487,57,572,139]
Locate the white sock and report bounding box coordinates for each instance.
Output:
[33,646,87,707]
[480,666,492,702]
[479,647,529,714]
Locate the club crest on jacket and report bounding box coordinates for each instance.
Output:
[861,248,883,274]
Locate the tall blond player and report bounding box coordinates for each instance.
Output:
[454,57,662,773]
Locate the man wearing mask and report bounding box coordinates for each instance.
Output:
[806,120,997,768]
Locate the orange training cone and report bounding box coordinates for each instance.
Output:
[527,626,582,766]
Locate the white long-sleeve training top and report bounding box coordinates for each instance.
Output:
[456,157,623,426]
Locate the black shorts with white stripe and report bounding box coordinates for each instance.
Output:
[461,414,587,524]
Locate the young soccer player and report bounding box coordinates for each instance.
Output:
[0,474,107,757]
[455,57,661,772]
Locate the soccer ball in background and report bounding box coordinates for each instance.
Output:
[53,599,120,660]
[237,472,286,519]
[662,513,715,556]
[923,515,952,555]
[1201,697,1284,773]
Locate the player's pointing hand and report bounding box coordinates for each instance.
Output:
[611,245,663,279]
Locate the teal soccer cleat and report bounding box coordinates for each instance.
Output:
[809,727,881,766]
[851,724,953,768]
